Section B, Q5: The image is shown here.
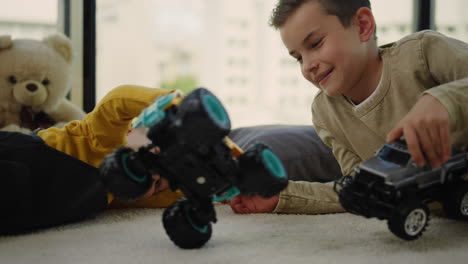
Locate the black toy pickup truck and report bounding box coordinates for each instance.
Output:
[335,139,468,240]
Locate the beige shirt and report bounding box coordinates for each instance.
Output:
[273,30,468,214]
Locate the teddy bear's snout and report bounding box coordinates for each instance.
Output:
[13,81,48,106]
[26,83,38,92]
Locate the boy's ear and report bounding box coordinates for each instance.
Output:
[354,7,375,42]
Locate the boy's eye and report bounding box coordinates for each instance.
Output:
[295,56,303,63]
[311,38,323,48]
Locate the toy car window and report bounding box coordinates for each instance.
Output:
[378,146,411,166]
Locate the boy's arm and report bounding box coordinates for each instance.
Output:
[314,124,362,176]
[229,125,361,215]
[272,124,361,214]
[387,31,468,168]
[421,31,468,133]
[229,181,346,214]
[273,181,345,214]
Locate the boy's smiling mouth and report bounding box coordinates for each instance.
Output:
[316,68,334,85]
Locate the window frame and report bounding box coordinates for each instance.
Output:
[413,0,435,31]
[60,0,96,113]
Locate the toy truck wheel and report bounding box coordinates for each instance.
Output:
[387,201,429,240]
[336,176,364,216]
[237,143,288,198]
[443,183,468,220]
[99,147,153,201]
[176,88,231,145]
[162,199,212,249]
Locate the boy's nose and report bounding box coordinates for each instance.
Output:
[302,58,318,79]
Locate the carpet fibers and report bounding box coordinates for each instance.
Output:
[1,204,467,264]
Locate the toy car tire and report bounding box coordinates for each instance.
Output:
[163,198,213,249]
[237,143,288,198]
[387,201,429,240]
[175,88,231,145]
[99,147,153,201]
[443,182,468,220]
[336,176,365,216]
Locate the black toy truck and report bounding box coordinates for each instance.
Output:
[99,88,288,248]
[335,139,468,240]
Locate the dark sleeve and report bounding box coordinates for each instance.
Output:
[229,125,342,182]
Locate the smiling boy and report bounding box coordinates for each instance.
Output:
[229,0,468,214]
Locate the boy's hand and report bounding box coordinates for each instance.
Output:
[386,94,451,168]
[228,194,279,214]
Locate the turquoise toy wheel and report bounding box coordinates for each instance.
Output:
[175,88,231,144]
[202,94,230,130]
[237,143,288,198]
[99,147,153,201]
[261,149,287,179]
[163,199,213,249]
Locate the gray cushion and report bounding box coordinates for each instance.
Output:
[228,125,342,182]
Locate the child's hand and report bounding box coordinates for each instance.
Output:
[386,94,451,168]
[138,174,169,201]
[228,194,279,214]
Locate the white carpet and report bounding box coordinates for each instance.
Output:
[1,204,467,264]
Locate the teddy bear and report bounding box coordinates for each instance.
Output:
[0,33,85,133]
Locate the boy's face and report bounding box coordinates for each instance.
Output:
[280,1,369,97]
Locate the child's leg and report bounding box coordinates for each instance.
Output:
[0,131,108,234]
[37,85,172,168]
[0,159,32,233]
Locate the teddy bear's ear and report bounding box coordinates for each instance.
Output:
[42,33,73,63]
[0,35,13,50]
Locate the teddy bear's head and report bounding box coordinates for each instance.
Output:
[0,33,73,114]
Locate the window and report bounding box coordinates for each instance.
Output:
[435,0,468,42]
[378,146,411,166]
[0,1,88,111]
[0,0,59,39]
[96,0,414,128]
[372,0,413,46]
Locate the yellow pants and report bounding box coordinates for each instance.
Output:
[37,85,183,207]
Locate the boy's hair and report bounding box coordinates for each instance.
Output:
[269,0,372,29]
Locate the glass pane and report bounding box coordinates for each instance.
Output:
[378,146,411,166]
[0,0,58,39]
[435,0,468,42]
[96,0,413,128]
[372,0,413,45]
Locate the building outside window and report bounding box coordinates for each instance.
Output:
[435,0,468,42]
[0,0,418,128]
[0,0,58,39]
[95,0,415,128]
[0,0,415,128]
